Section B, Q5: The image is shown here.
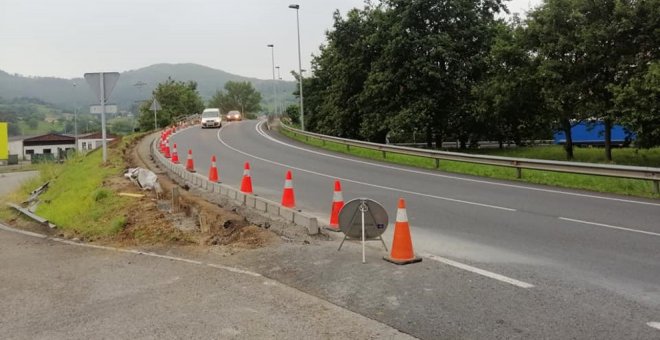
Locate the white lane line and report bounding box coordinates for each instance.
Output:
[422,252,535,289]
[257,121,660,208]
[216,124,516,212]
[558,217,660,237]
[648,322,660,330]
[1,223,262,278]
[0,223,48,238]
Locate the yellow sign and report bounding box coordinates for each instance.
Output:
[0,122,8,160]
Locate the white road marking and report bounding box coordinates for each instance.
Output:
[558,217,660,237]
[0,223,47,238]
[422,252,535,289]
[647,322,660,330]
[215,124,516,212]
[255,121,660,208]
[1,223,262,278]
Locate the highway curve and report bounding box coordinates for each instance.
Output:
[171,119,660,334]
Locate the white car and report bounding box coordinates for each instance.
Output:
[201,108,222,128]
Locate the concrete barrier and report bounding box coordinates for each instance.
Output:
[150,134,321,235]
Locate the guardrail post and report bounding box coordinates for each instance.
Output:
[322,140,326,146]
[382,150,386,159]
[346,144,350,151]
[654,180,659,195]
[305,136,309,142]
[512,161,522,179]
[435,159,440,168]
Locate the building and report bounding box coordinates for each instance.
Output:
[77,132,117,152]
[22,133,75,160]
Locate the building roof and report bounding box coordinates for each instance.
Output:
[78,132,118,140]
[23,133,75,143]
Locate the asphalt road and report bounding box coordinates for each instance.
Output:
[171,120,660,336]
[0,226,411,339]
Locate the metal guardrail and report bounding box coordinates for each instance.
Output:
[279,123,660,194]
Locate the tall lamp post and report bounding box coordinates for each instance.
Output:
[72,82,78,150]
[267,44,277,117]
[288,4,304,130]
[275,66,281,115]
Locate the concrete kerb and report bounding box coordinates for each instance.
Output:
[149,134,320,235]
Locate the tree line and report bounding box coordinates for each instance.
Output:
[294,0,659,160]
[137,79,262,131]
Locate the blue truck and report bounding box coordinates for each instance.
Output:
[554,121,634,146]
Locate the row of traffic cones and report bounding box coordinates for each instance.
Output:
[163,133,419,265]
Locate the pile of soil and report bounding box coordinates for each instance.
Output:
[120,134,278,251]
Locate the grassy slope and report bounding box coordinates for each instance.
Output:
[280,129,659,199]
[0,138,133,236]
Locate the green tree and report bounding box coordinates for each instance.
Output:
[208,81,262,116]
[138,78,204,131]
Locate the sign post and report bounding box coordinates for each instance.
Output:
[337,198,389,263]
[84,72,120,163]
[150,98,161,131]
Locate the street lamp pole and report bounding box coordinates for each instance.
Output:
[276,66,281,115]
[72,82,78,151]
[267,44,277,117]
[289,4,304,130]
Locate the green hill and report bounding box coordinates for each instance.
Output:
[0,63,296,112]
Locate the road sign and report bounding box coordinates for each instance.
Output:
[90,104,117,114]
[150,98,161,111]
[338,198,389,263]
[84,72,120,102]
[150,98,161,130]
[84,72,120,163]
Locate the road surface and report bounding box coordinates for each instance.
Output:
[169,119,660,337]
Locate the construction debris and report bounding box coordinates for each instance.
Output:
[124,167,163,197]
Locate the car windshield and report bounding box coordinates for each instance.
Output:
[202,112,219,118]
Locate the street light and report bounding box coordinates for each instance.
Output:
[72,82,78,151]
[276,66,282,115]
[288,4,304,130]
[267,44,277,117]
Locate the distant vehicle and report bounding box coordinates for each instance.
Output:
[226,110,242,122]
[553,121,634,146]
[200,108,222,128]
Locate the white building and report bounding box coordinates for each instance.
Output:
[22,133,75,161]
[77,132,117,152]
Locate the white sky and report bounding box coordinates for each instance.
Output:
[0,0,541,81]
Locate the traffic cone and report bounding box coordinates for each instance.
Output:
[208,155,219,183]
[185,149,195,172]
[384,198,422,265]
[164,138,171,158]
[240,162,253,193]
[171,143,179,164]
[327,180,344,232]
[281,170,295,208]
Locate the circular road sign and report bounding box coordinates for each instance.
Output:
[338,198,388,239]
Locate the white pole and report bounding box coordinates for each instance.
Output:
[100,73,107,163]
[361,201,366,264]
[269,45,276,116]
[293,6,304,130]
[73,82,78,151]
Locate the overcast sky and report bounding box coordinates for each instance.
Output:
[0,0,541,81]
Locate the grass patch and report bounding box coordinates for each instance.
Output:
[465,145,660,167]
[280,128,659,199]
[0,136,137,237]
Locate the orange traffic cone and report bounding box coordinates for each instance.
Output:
[384,198,422,265]
[171,143,179,164]
[281,170,295,208]
[240,162,253,193]
[208,155,219,183]
[164,138,171,158]
[185,149,196,172]
[327,180,344,231]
